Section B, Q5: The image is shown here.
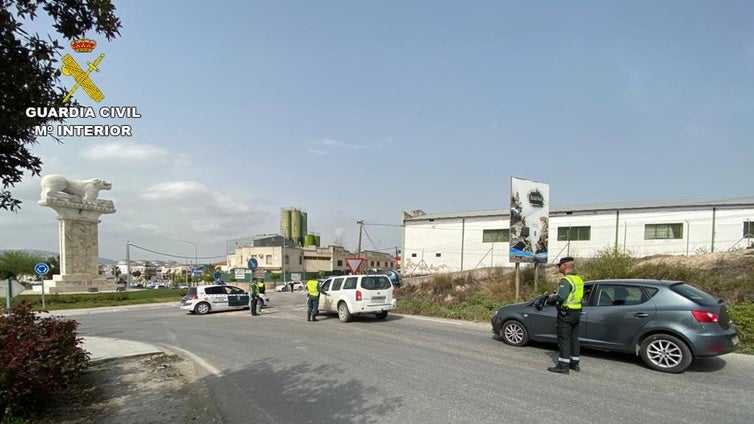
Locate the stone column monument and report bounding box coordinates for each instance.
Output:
[38,174,117,293]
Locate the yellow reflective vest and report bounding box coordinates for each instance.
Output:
[562,274,584,309]
[306,279,320,296]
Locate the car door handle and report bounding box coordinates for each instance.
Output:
[633,312,650,318]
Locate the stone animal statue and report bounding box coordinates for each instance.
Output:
[40,174,112,202]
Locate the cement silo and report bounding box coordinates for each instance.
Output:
[304,234,316,247]
[281,209,292,240]
[282,208,308,244]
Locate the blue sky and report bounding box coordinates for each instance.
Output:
[2,0,754,262]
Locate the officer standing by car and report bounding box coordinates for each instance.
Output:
[547,257,584,374]
[257,278,266,296]
[250,278,261,316]
[305,278,326,321]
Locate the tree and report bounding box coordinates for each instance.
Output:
[1,0,122,211]
[0,249,45,279]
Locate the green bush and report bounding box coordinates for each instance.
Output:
[580,248,636,280]
[0,302,89,420]
[730,303,754,354]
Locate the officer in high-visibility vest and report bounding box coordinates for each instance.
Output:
[546,257,584,374]
[256,278,266,295]
[250,278,261,316]
[306,279,327,321]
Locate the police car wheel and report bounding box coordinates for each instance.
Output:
[338,302,352,322]
[195,302,211,315]
[375,311,388,320]
[640,334,692,373]
[501,320,529,347]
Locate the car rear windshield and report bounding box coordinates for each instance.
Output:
[360,276,391,290]
[670,283,719,306]
[187,288,197,296]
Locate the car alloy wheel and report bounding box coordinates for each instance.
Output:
[195,302,211,315]
[640,334,692,373]
[501,320,529,347]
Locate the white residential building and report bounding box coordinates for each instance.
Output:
[401,197,754,275]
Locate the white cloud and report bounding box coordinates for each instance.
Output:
[142,181,209,200]
[79,142,173,162]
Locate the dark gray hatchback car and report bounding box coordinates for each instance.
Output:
[491,279,739,373]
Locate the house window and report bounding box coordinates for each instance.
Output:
[557,226,591,241]
[411,253,417,258]
[483,229,509,242]
[337,260,343,266]
[744,221,754,237]
[645,223,683,240]
[285,255,289,265]
[265,255,272,264]
[435,253,441,257]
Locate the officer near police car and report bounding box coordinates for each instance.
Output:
[546,256,584,374]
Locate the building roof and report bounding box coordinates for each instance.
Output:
[403,196,754,222]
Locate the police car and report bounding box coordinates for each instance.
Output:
[180,284,269,315]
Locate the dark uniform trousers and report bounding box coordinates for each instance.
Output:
[556,308,581,362]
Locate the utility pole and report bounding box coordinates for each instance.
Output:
[126,240,132,288]
[357,220,364,258]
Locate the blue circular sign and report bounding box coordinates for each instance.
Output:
[247,258,258,270]
[214,271,222,279]
[34,263,50,275]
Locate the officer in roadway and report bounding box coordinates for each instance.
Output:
[546,257,584,374]
[305,278,327,321]
[256,278,266,295]
[250,278,261,316]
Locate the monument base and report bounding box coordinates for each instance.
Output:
[44,274,121,294]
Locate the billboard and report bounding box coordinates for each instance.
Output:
[509,177,549,263]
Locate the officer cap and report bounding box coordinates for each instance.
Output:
[557,257,574,266]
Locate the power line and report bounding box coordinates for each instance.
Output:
[127,243,226,260]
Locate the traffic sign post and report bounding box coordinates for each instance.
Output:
[247,258,258,271]
[34,262,50,309]
[2,279,27,309]
[345,257,365,274]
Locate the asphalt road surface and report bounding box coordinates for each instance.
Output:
[62,291,754,424]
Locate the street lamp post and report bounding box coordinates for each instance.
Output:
[181,239,198,285]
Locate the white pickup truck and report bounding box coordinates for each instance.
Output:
[317,274,396,322]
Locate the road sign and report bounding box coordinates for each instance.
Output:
[247,258,258,270]
[34,262,50,275]
[214,272,222,279]
[234,269,246,280]
[345,257,365,274]
[1,279,26,298]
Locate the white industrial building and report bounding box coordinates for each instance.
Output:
[401,197,754,275]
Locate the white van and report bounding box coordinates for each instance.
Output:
[318,274,396,322]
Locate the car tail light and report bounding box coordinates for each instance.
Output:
[392,288,395,296]
[187,295,198,300]
[356,290,362,301]
[692,310,719,323]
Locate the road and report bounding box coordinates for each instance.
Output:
[61,291,754,424]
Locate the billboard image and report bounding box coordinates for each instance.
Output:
[509,177,550,263]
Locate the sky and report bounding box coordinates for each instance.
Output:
[2,0,754,263]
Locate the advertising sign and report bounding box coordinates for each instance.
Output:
[509,177,549,263]
[235,269,246,280]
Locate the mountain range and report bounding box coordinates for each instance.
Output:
[0,249,118,265]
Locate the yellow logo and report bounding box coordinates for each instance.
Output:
[61,36,105,103]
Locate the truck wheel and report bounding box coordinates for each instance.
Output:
[338,302,352,322]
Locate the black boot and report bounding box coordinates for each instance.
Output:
[547,362,570,374]
[311,315,318,322]
[307,315,311,321]
[569,361,580,372]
